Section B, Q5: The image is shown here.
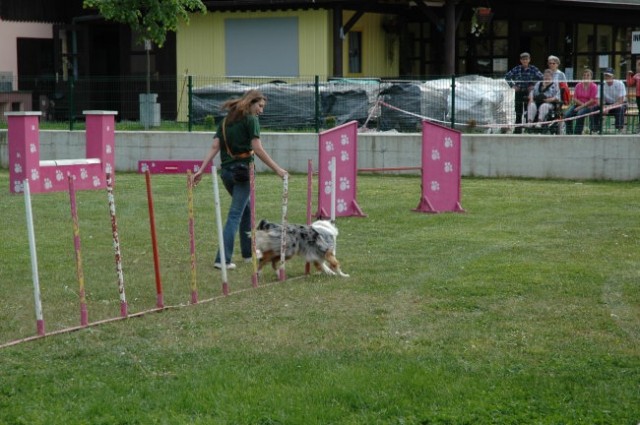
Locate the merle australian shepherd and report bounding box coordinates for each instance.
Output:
[254,219,349,277]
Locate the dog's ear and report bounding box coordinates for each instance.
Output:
[257,219,268,230]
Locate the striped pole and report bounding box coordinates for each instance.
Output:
[330,157,337,254]
[305,160,313,275]
[68,175,88,326]
[145,170,164,308]
[211,165,229,295]
[106,173,128,317]
[186,170,198,304]
[23,180,45,336]
[249,163,259,288]
[278,173,289,281]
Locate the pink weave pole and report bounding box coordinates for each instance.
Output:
[68,175,88,327]
[186,171,198,304]
[106,173,128,317]
[145,170,164,308]
[305,159,313,275]
[249,163,259,288]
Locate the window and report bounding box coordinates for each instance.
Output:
[348,31,362,74]
[225,18,299,77]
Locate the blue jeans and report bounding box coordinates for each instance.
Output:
[214,167,252,264]
[564,105,597,135]
[592,104,627,131]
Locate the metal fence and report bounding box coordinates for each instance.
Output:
[0,74,636,134]
[0,74,509,133]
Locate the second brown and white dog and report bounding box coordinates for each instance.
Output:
[254,219,349,277]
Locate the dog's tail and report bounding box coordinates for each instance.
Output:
[311,220,338,237]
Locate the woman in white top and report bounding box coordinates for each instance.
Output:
[547,55,567,83]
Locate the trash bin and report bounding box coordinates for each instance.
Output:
[139,93,160,127]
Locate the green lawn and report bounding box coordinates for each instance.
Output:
[0,169,638,424]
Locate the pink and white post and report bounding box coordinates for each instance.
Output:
[414,121,465,213]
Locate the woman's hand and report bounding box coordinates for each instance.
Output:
[192,170,204,187]
[276,167,288,179]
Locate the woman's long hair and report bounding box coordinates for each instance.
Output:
[222,89,267,124]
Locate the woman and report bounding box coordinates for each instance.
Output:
[547,55,567,83]
[564,69,599,135]
[527,69,561,125]
[192,90,287,270]
[626,63,640,133]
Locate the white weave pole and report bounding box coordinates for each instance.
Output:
[23,180,45,336]
[330,157,337,254]
[211,165,229,295]
[278,173,289,281]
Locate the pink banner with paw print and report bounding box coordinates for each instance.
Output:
[316,121,366,219]
[414,121,465,213]
[7,111,116,194]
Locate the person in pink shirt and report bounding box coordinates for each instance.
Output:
[564,69,599,135]
[627,63,640,131]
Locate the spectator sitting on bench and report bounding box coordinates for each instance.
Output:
[593,67,627,133]
[564,68,599,135]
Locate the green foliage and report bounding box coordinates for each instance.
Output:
[1,171,639,423]
[83,0,207,47]
[203,114,216,130]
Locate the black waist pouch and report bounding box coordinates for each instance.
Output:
[230,162,250,183]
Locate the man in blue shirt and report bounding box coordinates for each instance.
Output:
[505,52,544,133]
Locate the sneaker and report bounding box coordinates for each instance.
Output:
[243,257,253,263]
[214,262,236,270]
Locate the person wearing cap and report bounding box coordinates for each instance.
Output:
[505,52,543,133]
[593,68,627,133]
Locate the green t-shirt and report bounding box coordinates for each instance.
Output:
[216,114,260,167]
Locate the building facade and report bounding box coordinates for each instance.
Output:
[1,0,640,120]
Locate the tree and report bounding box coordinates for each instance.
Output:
[83,0,207,48]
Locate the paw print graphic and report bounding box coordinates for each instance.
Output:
[92,176,101,187]
[430,180,440,192]
[325,141,335,152]
[341,150,349,162]
[324,180,334,195]
[31,168,40,181]
[444,136,454,148]
[444,162,453,173]
[29,143,37,154]
[14,180,24,193]
[80,168,88,179]
[105,163,113,174]
[106,145,112,154]
[327,159,335,173]
[340,134,350,146]
[13,163,23,174]
[56,169,64,181]
[44,178,53,190]
[339,177,350,191]
[337,198,347,213]
[431,149,441,161]
[140,163,149,172]
[193,165,200,172]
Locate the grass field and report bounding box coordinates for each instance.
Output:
[0,169,639,424]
